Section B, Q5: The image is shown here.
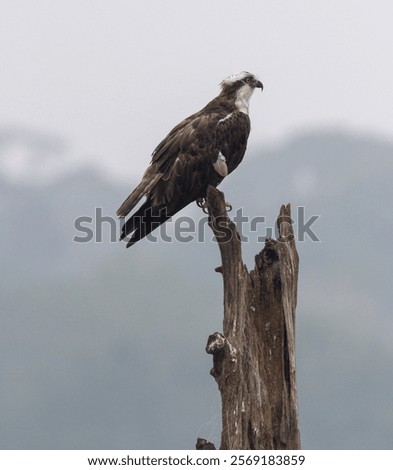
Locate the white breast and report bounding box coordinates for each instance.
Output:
[235,84,254,114]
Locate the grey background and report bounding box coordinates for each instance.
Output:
[1,1,392,449]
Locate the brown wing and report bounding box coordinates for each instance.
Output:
[119,112,224,245]
[148,113,227,213]
[151,112,199,168]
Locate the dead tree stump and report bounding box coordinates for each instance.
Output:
[199,186,300,450]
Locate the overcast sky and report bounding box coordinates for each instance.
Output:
[1,0,392,181]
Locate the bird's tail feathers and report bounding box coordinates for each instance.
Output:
[120,201,170,247]
[116,171,162,219]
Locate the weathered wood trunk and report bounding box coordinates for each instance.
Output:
[199,186,300,450]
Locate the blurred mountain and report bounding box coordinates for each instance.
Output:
[1,129,392,449]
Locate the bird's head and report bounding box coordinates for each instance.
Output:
[219,71,263,113]
[220,71,263,93]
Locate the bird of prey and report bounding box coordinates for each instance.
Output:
[117,71,263,247]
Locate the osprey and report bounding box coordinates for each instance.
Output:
[117,71,263,247]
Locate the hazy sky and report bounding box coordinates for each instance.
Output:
[1,0,392,180]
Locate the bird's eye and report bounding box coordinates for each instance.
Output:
[245,77,252,84]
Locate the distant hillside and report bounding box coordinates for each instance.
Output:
[1,130,392,449]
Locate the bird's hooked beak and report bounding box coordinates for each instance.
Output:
[254,79,263,91]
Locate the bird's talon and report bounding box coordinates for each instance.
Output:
[197,198,209,214]
[196,198,205,208]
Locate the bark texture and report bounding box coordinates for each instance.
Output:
[200,186,300,450]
